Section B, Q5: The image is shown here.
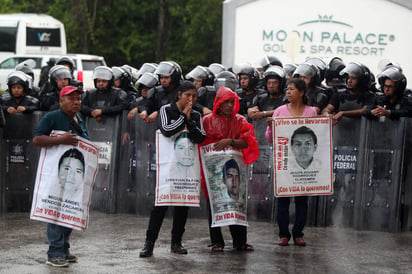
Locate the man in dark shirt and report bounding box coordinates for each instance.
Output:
[33,85,88,268]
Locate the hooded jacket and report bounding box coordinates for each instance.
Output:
[200,86,260,199]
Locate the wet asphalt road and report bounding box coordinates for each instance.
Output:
[1,211,412,274]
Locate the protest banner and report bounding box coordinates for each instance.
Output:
[200,143,248,227]
[272,116,333,197]
[30,130,98,230]
[155,130,201,206]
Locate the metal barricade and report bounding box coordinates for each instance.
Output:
[86,115,121,213]
[0,112,43,212]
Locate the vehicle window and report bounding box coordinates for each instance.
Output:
[0,58,19,69]
[0,26,17,51]
[82,60,104,71]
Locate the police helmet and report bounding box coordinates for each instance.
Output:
[56,56,76,73]
[214,71,238,92]
[377,65,407,95]
[137,72,158,90]
[232,63,260,89]
[121,64,139,84]
[93,66,114,88]
[185,65,215,86]
[325,57,346,82]
[7,71,30,93]
[254,55,283,71]
[293,63,320,88]
[112,66,128,81]
[263,65,286,91]
[284,63,298,79]
[305,57,327,84]
[208,63,226,77]
[137,63,158,79]
[155,61,182,86]
[49,65,72,88]
[339,62,371,91]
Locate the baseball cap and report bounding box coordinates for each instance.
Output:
[60,85,84,99]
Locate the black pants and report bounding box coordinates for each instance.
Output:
[207,199,247,248]
[277,196,308,239]
[145,205,189,244]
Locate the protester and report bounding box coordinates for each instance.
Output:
[139,81,206,258]
[33,85,88,267]
[265,78,317,247]
[200,86,259,252]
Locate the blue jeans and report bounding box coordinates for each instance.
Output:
[47,223,73,258]
[276,196,308,239]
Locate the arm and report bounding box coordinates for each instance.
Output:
[33,130,79,147]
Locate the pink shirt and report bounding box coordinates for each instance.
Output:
[265,104,317,143]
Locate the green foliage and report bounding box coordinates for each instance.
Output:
[0,0,223,73]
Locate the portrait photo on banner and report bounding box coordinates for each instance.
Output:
[272,116,333,197]
[155,130,201,206]
[200,144,248,227]
[30,130,99,230]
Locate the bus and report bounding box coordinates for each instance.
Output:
[0,13,67,62]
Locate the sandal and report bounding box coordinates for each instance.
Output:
[236,243,254,251]
[210,243,224,252]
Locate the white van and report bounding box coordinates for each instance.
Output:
[0,54,107,91]
[0,14,67,63]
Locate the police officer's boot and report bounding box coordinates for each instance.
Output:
[139,241,154,257]
[171,241,188,254]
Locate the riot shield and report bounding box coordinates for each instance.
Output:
[249,119,275,221]
[86,115,121,213]
[133,117,157,216]
[320,116,366,227]
[116,110,139,213]
[356,117,406,232]
[0,112,43,212]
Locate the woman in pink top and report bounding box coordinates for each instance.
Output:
[265,78,317,247]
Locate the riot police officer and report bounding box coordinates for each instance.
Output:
[1,71,39,114]
[81,66,128,122]
[322,62,375,124]
[364,65,412,120]
[38,65,72,111]
[139,61,183,123]
[247,65,286,121]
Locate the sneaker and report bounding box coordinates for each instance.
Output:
[46,257,69,267]
[65,254,78,263]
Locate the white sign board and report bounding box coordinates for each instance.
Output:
[223,0,412,86]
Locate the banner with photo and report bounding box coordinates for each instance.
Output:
[30,130,99,230]
[272,116,333,197]
[155,130,201,206]
[200,144,248,227]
